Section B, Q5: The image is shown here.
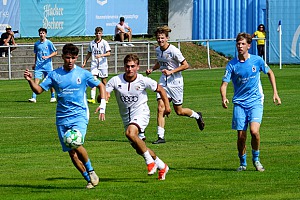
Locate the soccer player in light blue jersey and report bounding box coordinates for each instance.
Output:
[28,28,57,103]
[24,43,107,189]
[220,32,281,172]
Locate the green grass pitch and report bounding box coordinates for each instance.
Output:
[0,66,299,199]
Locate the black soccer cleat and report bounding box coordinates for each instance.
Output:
[152,137,166,144]
[196,112,205,131]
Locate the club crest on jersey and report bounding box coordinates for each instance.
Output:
[252,66,256,72]
[135,85,141,90]
[118,85,122,89]
[76,77,82,84]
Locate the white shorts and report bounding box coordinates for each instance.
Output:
[122,107,150,133]
[91,66,108,78]
[157,84,184,105]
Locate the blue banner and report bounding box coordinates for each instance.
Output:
[268,0,300,64]
[20,0,85,37]
[0,0,20,37]
[85,0,148,36]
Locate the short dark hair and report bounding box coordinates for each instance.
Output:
[38,27,47,33]
[95,27,103,33]
[62,43,79,56]
[124,54,139,65]
[120,17,125,22]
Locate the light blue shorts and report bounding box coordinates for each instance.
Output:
[232,104,263,131]
[57,121,87,152]
[34,69,52,80]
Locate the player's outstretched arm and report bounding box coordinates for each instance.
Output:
[24,69,44,94]
[267,69,281,105]
[220,81,229,109]
[156,85,171,117]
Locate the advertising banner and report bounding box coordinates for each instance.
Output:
[20,0,85,37]
[85,0,148,36]
[0,0,20,37]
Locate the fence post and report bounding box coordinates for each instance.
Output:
[80,44,84,66]
[147,42,150,69]
[206,40,211,69]
[8,46,11,79]
[114,43,118,74]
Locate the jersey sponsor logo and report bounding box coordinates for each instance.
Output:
[120,95,138,103]
[135,85,140,90]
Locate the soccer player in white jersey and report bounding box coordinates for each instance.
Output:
[82,27,111,104]
[24,44,107,189]
[220,32,281,172]
[99,54,171,180]
[28,28,57,103]
[146,25,205,144]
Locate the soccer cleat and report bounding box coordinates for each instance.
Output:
[147,162,157,175]
[236,165,247,172]
[253,161,265,172]
[152,137,165,144]
[88,171,99,186]
[158,164,169,180]
[28,98,36,103]
[196,112,205,131]
[87,99,95,104]
[86,182,94,189]
[50,97,57,103]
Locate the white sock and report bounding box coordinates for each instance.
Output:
[143,150,154,165]
[190,110,199,119]
[138,133,145,140]
[157,126,165,139]
[91,89,96,99]
[154,157,165,170]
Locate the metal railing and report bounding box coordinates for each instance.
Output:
[0,38,266,80]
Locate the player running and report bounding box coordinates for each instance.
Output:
[98,54,170,180]
[146,25,205,144]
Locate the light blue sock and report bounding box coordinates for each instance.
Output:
[252,150,260,162]
[82,171,91,182]
[32,92,37,99]
[51,92,55,98]
[238,153,247,166]
[84,159,94,172]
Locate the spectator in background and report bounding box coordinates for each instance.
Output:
[0,25,17,57]
[252,24,266,59]
[28,28,57,103]
[115,17,134,46]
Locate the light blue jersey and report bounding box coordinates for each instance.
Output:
[34,39,57,71]
[40,65,100,125]
[222,54,269,108]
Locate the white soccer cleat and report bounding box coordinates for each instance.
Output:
[28,98,36,103]
[236,165,247,172]
[253,161,265,172]
[50,97,57,103]
[88,171,99,186]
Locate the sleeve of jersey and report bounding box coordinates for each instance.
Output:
[144,76,158,92]
[174,48,185,63]
[105,41,111,52]
[86,71,101,88]
[261,60,270,74]
[222,63,232,83]
[105,77,116,93]
[40,74,53,91]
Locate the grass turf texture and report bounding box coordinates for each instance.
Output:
[0,66,299,200]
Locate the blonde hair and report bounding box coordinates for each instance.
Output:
[155,25,172,37]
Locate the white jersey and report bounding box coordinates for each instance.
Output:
[156,44,185,87]
[88,39,111,69]
[106,73,158,126]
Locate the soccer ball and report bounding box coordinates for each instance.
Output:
[63,129,84,149]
